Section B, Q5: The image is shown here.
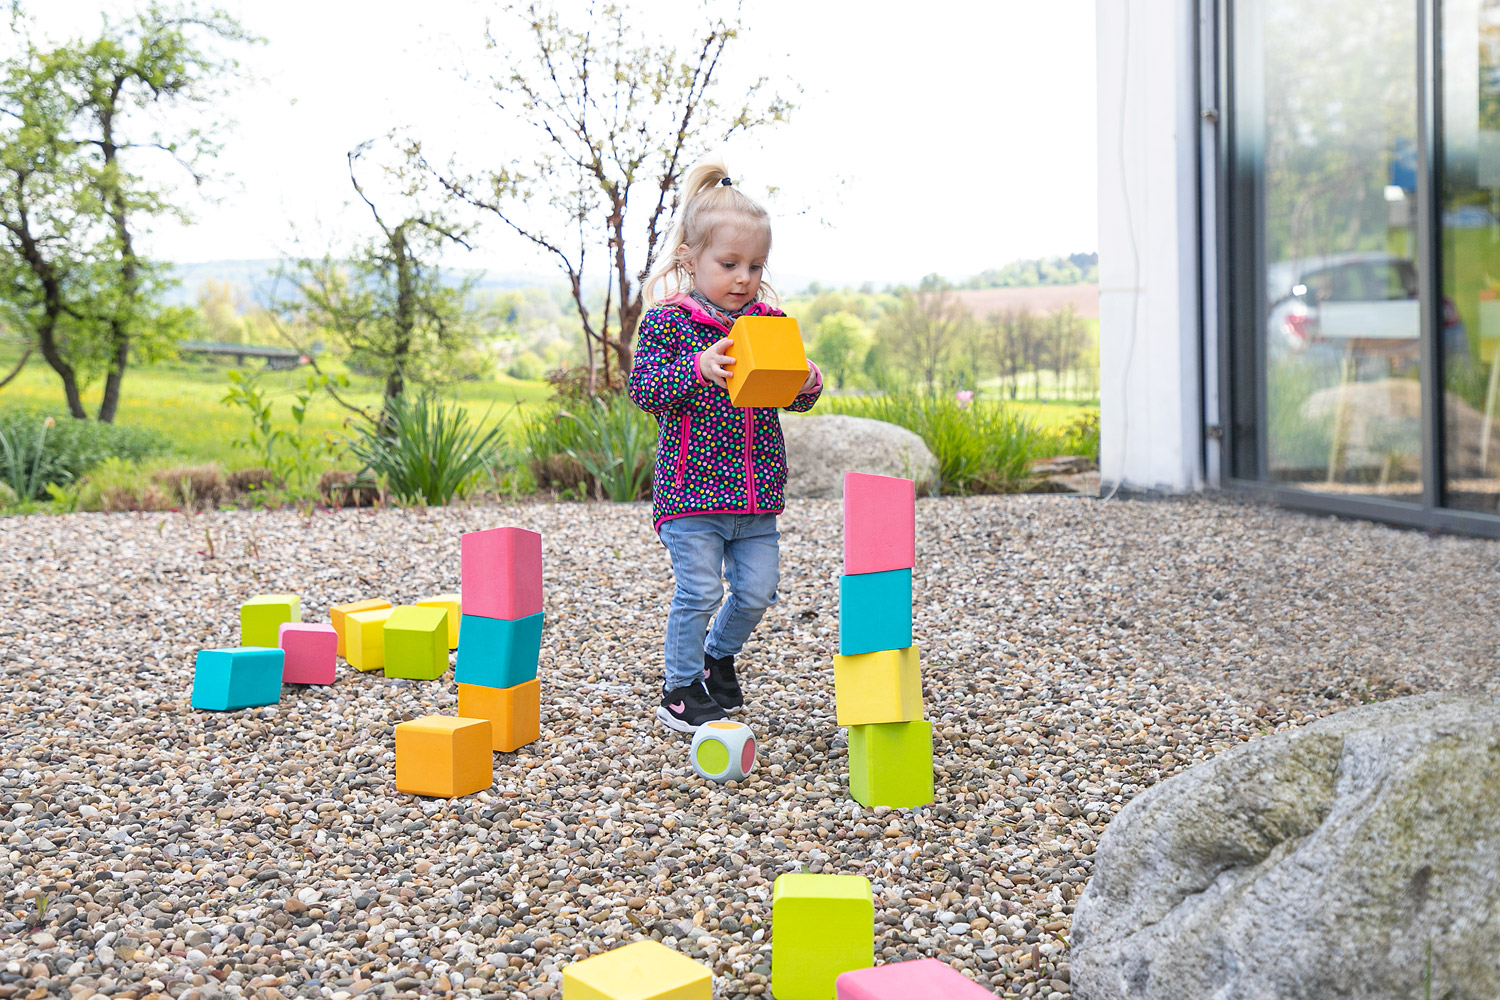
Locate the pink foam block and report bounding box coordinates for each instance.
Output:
[461,527,543,620]
[277,622,337,685]
[836,958,997,999]
[843,472,916,575]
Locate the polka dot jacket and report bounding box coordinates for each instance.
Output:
[628,295,823,531]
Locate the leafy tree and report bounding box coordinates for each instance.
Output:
[413,1,794,395]
[809,311,869,390]
[878,275,972,396]
[0,3,255,421]
[273,144,484,418]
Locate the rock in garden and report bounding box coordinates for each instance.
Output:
[1071,694,1500,1000]
[781,414,938,498]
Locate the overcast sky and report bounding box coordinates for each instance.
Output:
[27,1,1098,289]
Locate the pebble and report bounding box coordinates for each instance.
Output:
[1,495,1495,995]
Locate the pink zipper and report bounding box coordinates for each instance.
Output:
[743,409,758,511]
[674,412,693,487]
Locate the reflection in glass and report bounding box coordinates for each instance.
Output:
[1239,0,1422,495]
[1442,0,1500,512]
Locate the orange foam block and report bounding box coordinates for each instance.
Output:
[843,472,916,575]
[725,315,808,408]
[330,598,391,658]
[345,608,394,673]
[457,678,541,752]
[417,593,461,649]
[394,715,493,798]
[461,527,543,620]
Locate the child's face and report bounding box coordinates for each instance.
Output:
[685,224,770,313]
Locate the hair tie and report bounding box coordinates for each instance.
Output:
[720,177,732,187]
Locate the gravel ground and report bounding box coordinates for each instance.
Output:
[3,494,1499,1000]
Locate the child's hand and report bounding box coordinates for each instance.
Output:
[799,363,817,395]
[699,337,735,387]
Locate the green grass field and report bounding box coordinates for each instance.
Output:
[0,348,553,469]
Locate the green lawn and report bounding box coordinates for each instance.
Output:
[0,349,553,468]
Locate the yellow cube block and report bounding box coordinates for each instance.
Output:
[725,315,808,408]
[345,608,394,672]
[458,678,541,752]
[834,644,923,726]
[394,715,493,798]
[561,940,711,1000]
[417,593,461,649]
[330,598,391,658]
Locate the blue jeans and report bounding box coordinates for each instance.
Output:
[658,513,780,691]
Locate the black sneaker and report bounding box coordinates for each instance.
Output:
[704,652,743,712]
[656,680,728,734]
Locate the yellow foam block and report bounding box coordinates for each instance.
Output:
[834,644,923,726]
[561,940,711,1000]
[330,598,391,658]
[457,678,541,752]
[725,315,808,408]
[394,715,493,798]
[417,593,461,649]
[345,608,394,673]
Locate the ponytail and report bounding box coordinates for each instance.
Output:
[643,156,776,306]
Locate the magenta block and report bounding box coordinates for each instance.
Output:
[836,958,997,999]
[843,472,916,575]
[277,622,337,685]
[461,526,543,620]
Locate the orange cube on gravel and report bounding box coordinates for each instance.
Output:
[394,715,493,798]
[417,593,461,649]
[725,315,808,408]
[345,608,394,673]
[457,678,541,752]
[330,598,391,658]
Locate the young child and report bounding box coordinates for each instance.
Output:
[628,158,823,733]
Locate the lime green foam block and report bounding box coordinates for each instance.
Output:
[240,594,301,648]
[384,605,450,680]
[772,873,874,1000]
[848,720,934,808]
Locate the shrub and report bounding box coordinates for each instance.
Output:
[152,465,231,509]
[521,393,656,501]
[820,392,1042,494]
[0,408,172,500]
[346,393,512,506]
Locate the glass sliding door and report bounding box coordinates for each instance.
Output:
[1441,0,1500,513]
[1230,0,1424,498]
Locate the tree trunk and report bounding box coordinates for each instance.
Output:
[35,320,86,419]
[386,224,415,408]
[97,106,135,424]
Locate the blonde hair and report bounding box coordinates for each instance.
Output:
[643,157,777,306]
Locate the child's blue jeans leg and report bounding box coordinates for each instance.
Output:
[659,513,780,691]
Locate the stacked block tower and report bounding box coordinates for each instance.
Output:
[835,472,934,808]
[454,527,544,752]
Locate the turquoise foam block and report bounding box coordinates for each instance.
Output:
[839,569,913,655]
[192,647,284,711]
[454,612,544,688]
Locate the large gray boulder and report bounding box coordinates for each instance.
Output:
[780,414,938,498]
[1072,694,1500,1000]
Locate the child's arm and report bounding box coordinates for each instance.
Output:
[783,359,824,412]
[628,312,713,415]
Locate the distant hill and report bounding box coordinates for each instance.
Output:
[162,259,561,309]
[950,284,1098,320]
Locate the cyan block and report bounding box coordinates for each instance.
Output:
[191,647,284,711]
[849,720,934,809]
[839,569,912,655]
[454,612,544,688]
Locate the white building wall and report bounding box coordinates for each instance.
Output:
[1096,0,1204,493]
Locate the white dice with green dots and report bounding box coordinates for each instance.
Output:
[690,721,756,782]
